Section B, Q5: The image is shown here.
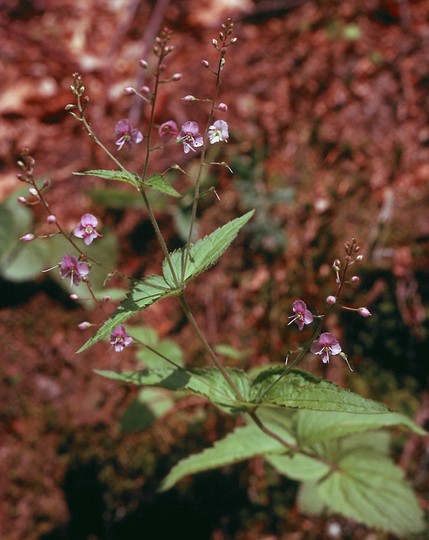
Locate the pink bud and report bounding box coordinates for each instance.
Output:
[17,196,27,204]
[201,60,210,68]
[47,214,56,224]
[78,321,92,330]
[123,86,135,95]
[356,255,363,261]
[28,187,38,197]
[139,59,148,69]
[217,102,228,112]
[103,295,111,303]
[351,276,360,283]
[70,294,79,301]
[182,95,196,102]
[358,307,372,317]
[141,85,151,94]
[326,295,337,305]
[20,233,35,242]
[172,73,182,81]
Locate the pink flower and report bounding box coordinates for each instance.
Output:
[208,120,229,144]
[311,332,342,364]
[177,121,203,153]
[158,120,178,143]
[288,300,313,331]
[115,119,143,150]
[109,325,133,352]
[60,254,89,286]
[73,214,102,246]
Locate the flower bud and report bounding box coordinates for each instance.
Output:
[212,38,218,48]
[182,95,196,102]
[17,196,27,204]
[217,102,228,112]
[201,60,210,68]
[78,321,92,330]
[103,295,111,303]
[47,214,56,224]
[326,295,337,305]
[20,233,35,242]
[28,187,38,197]
[332,259,341,271]
[123,86,135,95]
[356,255,363,262]
[171,72,182,81]
[358,307,372,317]
[70,294,79,301]
[351,276,360,283]
[140,85,151,94]
[139,59,149,69]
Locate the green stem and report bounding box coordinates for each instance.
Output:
[179,293,244,401]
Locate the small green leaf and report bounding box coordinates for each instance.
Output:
[77,274,173,352]
[318,448,425,536]
[144,173,180,197]
[74,169,141,189]
[160,422,286,491]
[250,367,389,413]
[266,452,330,482]
[120,388,175,433]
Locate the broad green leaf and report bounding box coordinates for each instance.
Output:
[0,194,33,272]
[266,453,330,482]
[318,448,425,536]
[144,173,180,197]
[77,274,173,352]
[1,240,49,282]
[162,210,255,286]
[136,340,184,369]
[160,422,286,491]
[294,408,426,446]
[297,480,326,515]
[95,366,250,412]
[250,367,389,414]
[74,169,141,189]
[120,388,175,433]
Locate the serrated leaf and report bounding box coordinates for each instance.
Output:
[95,366,250,412]
[77,274,172,352]
[162,210,255,286]
[159,422,286,491]
[144,173,180,197]
[294,408,426,447]
[74,169,141,189]
[317,448,425,536]
[250,367,389,413]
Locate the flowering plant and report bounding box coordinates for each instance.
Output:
[15,20,425,537]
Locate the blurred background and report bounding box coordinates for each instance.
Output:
[1,0,429,538]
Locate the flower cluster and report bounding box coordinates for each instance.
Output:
[157,119,229,153]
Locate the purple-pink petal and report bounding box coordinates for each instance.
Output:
[109,325,133,352]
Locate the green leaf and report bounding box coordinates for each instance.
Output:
[74,169,141,189]
[266,452,330,482]
[250,367,389,413]
[95,366,250,413]
[317,448,425,536]
[120,388,175,433]
[144,173,180,197]
[159,422,286,491]
[87,188,144,209]
[294,408,426,446]
[162,210,255,286]
[1,240,49,282]
[77,274,172,352]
